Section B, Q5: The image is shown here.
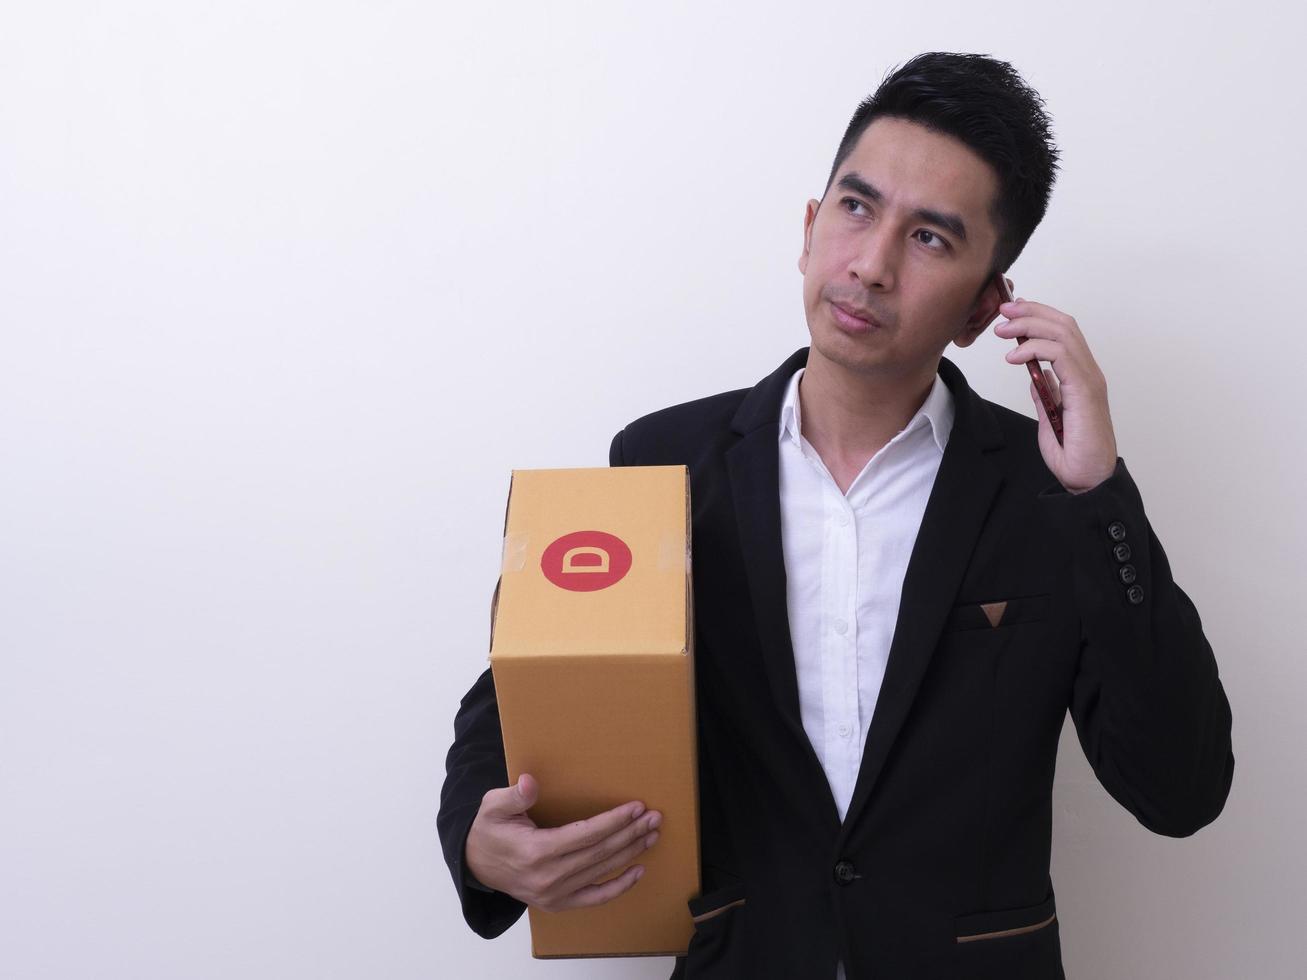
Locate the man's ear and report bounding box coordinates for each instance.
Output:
[954,272,1007,349]
[798,198,819,275]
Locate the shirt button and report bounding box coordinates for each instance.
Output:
[1126,584,1145,605]
[838,723,851,738]
[834,618,848,635]
[838,513,849,527]
[1113,542,1132,563]
[1108,520,1127,542]
[1118,564,1137,585]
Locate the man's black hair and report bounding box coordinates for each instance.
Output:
[823,51,1061,291]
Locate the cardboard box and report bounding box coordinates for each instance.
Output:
[488,464,699,958]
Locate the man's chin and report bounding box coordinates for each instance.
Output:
[810,327,885,374]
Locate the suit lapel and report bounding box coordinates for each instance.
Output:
[839,355,1005,834]
[725,346,1006,834]
[725,348,833,811]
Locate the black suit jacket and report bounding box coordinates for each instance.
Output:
[437,346,1234,979]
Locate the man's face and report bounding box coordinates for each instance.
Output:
[798,115,1005,380]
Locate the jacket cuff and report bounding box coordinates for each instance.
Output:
[1034,456,1149,610]
[442,803,527,939]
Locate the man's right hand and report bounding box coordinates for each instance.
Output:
[464,772,663,913]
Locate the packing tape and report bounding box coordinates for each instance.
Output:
[658,530,691,573]
[501,532,530,573]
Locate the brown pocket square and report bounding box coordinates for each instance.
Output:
[944,593,1051,631]
[980,600,1007,628]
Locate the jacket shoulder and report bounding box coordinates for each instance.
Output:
[984,396,1041,446]
[612,387,750,466]
[978,394,1066,490]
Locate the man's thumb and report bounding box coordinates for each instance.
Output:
[507,772,538,813]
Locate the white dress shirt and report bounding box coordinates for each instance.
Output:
[776,364,955,980]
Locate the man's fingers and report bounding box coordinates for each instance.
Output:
[551,863,646,912]
[551,825,659,902]
[552,809,661,886]
[537,800,648,857]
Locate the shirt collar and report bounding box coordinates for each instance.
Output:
[778,363,954,455]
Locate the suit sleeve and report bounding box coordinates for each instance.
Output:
[436,428,633,936]
[436,655,529,938]
[1038,456,1234,837]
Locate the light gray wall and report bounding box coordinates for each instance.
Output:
[2,2,1299,977]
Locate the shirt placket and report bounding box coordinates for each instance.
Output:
[823,478,860,801]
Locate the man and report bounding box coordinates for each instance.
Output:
[437,52,1234,979]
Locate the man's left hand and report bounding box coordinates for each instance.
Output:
[993,297,1119,495]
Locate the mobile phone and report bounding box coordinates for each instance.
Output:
[994,272,1064,446]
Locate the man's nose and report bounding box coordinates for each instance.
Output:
[848,225,899,291]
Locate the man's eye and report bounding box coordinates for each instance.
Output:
[842,198,948,251]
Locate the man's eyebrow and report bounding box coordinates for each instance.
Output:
[835,172,969,244]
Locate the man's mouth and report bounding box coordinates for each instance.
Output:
[830,301,883,332]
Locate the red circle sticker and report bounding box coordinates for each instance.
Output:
[540,530,633,592]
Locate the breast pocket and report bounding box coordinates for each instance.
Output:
[943,592,1052,632]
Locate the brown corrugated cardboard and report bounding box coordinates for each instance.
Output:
[489,464,699,958]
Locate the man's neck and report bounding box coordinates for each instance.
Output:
[798,348,938,468]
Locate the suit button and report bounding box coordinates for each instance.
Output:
[1118,564,1137,585]
[834,860,857,886]
[1108,521,1127,542]
[1126,585,1145,605]
[1113,542,1132,562]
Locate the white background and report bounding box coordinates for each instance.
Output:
[2,2,1302,977]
